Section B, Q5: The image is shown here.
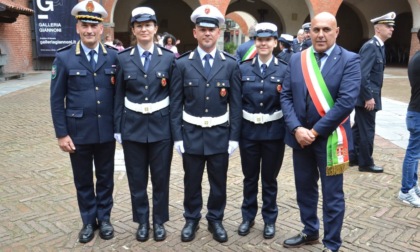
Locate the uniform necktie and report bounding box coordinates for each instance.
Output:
[89,50,96,70]
[143,51,151,71]
[314,52,325,68]
[261,64,267,76]
[204,54,212,78]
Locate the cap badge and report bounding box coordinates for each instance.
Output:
[205,7,210,14]
[86,1,95,13]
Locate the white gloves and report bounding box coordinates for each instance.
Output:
[174,141,185,156]
[114,133,122,144]
[228,141,239,156]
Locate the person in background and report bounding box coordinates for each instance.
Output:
[301,22,312,51]
[280,12,361,252]
[350,12,396,173]
[50,0,118,243]
[104,34,113,46]
[114,6,175,242]
[113,39,124,51]
[170,4,242,243]
[292,29,304,52]
[237,22,287,239]
[235,25,257,62]
[397,29,420,207]
[276,33,294,63]
[163,34,179,57]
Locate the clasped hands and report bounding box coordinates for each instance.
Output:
[295,127,317,148]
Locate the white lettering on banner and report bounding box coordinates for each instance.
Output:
[36,0,54,12]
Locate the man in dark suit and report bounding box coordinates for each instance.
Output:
[114,7,175,242]
[50,0,118,243]
[170,4,242,243]
[350,12,396,173]
[280,12,361,252]
[235,25,256,62]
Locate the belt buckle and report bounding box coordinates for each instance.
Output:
[201,117,212,127]
[141,104,152,114]
[254,114,264,124]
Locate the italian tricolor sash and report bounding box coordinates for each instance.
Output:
[301,47,349,176]
[242,44,257,61]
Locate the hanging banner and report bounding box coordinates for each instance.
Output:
[33,0,79,57]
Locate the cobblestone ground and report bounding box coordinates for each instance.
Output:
[0,69,419,251]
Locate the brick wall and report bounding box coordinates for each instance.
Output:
[0,0,33,73]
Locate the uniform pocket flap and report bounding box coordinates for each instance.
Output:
[215,80,230,88]
[124,73,137,80]
[156,71,168,78]
[105,68,116,75]
[66,109,83,118]
[241,76,255,82]
[69,70,87,76]
[184,79,199,87]
[269,76,283,83]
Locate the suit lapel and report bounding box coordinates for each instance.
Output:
[77,43,93,71]
[321,45,341,77]
[251,58,264,79]
[207,50,224,80]
[95,45,107,70]
[147,46,160,73]
[191,49,207,78]
[130,46,144,72]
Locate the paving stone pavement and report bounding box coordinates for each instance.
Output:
[0,68,419,251]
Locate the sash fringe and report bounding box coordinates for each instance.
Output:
[326,162,349,176]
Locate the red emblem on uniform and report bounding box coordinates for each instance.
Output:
[205,8,210,14]
[220,88,227,97]
[161,77,167,87]
[111,76,115,85]
[86,1,95,12]
[277,84,282,93]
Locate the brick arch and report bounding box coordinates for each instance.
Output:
[226,12,248,36]
[199,0,230,14]
[308,0,343,16]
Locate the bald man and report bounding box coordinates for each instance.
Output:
[280,12,361,252]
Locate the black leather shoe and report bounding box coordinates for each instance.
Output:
[349,160,358,167]
[283,232,319,248]
[136,223,150,242]
[208,221,228,243]
[99,220,114,240]
[358,165,383,173]
[153,223,166,241]
[238,220,254,236]
[181,220,199,242]
[78,223,97,243]
[263,223,275,239]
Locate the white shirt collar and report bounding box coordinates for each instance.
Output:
[374,35,385,46]
[313,43,336,57]
[258,56,273,68]
[81,42,99,56]
[197,46,216,60]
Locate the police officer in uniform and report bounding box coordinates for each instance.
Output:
[114,7,175,242]
[276,33,294,63]
[350,12,395,173]
[50,0,118,243]
[301,22,312,51]
[237,22,287,239]
[170,4,242,243]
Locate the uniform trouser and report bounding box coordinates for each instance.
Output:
[182,152,229,223]
[123,139,172,225]
[293,144,345,252]
[69,141,115,225]
[351,106,376,166]
[239,138,285,223]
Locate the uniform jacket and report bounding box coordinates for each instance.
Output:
[356,36,386,110]
[235,39,255,61]
[114,45,175,143]
[280,45,361,150]
[239,56,287,140]
[276,50,293,63]
[170,49,242,155]
[50,41,118,145]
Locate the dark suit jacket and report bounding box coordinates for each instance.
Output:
[114,45,175,143]
[280,45,361,150]
[170,49,242,155]
[276,50,293,63]
[239,56,287,140]
[235,39,255,61]
[356,37,386,110]
[50,41,118,144]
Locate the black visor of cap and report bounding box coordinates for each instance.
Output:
[256,29,278,38]
[195,17,219,27]
[131,14,157,24]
